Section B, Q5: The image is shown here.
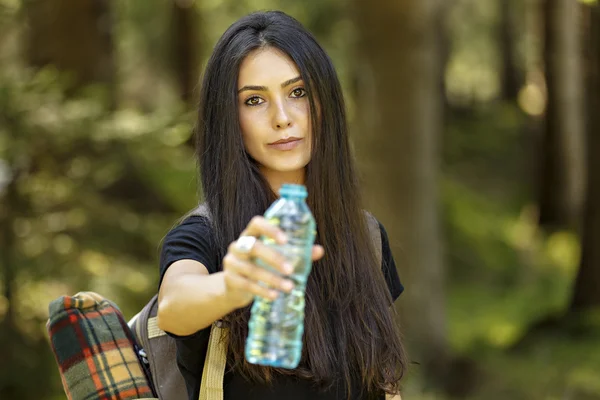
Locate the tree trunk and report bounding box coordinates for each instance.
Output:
[438,0,453,124]
[0,170,17,334]
[353,0,447,385]
[170,0,200,105]
[23,0,115,102]
[499,0,523,101]
[537,0,585,230]
[0,152,20,399]
[570,2,599,312]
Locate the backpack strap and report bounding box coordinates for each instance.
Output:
[364,211,382,267]
[188,203,211,219]
[199,323,228,400]
[133,292,227,400]
[135,294,188,399]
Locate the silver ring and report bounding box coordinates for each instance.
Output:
[235,236,257,255]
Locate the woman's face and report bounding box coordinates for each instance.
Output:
[238,47,312,182]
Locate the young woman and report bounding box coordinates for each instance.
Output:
[157,10,407,400]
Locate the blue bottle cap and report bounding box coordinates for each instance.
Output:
[279,184,308,199]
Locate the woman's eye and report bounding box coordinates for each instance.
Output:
[245,96,264,106]
[291,88,306,98]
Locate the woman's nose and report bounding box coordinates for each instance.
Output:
[272,101,292,129]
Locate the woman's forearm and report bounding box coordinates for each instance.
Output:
[158,269,238,336]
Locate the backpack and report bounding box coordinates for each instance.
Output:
[129,206,383,400]
[47,291,158,400]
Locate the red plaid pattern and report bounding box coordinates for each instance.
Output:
[47,292,156,400]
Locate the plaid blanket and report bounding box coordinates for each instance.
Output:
[47,291,156,400]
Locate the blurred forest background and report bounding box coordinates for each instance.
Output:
[0,0,599,399]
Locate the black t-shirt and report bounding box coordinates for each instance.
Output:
[159,216,404,400]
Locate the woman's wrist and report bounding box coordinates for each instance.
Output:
[214,271,247,312]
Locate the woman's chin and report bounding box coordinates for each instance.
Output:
[259,163,309,176]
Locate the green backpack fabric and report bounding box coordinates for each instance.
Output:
[129,206,383,400]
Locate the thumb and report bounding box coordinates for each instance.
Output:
[311,245,324,261]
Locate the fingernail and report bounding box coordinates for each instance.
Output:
[282,280,294,291]
[270,291,279,299]
[278,233,288,243]
[283,263,294,274]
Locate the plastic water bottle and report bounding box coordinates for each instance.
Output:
[245,184,316,369]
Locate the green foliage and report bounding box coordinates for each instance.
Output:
[437,102,596,399]
[0,64,198,397]
[398,100,597,399]
[0,63,199,307]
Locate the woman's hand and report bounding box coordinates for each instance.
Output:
[223,216,324,309]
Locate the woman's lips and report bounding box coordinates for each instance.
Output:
[268,138,303,151]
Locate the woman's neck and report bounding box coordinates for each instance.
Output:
[260,167,306,194]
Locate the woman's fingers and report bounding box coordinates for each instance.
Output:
[230,236,324,270]
[311,244,324,261]
[229,239,293,275]
[240,216,288,244]
[253,240,295,274]
[224,216,324,305]
[239,216,324,263]
[223,270,280,301]
[223,254,294,293]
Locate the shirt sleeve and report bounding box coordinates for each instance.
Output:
[379,221,404,302]
[159,216,219,289]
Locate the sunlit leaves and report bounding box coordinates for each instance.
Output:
[0,65,197,339]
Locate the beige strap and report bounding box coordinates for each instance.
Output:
[133,312,142,340]
[147,317,167,339]
[199,323,228,400]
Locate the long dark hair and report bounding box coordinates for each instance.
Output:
[195,10,406,398]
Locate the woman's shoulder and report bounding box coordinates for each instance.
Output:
[159,214,219,279]
[172,203,213,229]
[178,214,212,228]
[165,214,214,242]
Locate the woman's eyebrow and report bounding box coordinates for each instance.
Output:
[238,76,303,93]
[281,76,302,88]
[238,84,267,93]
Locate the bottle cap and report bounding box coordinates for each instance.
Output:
[279,184,307,199]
